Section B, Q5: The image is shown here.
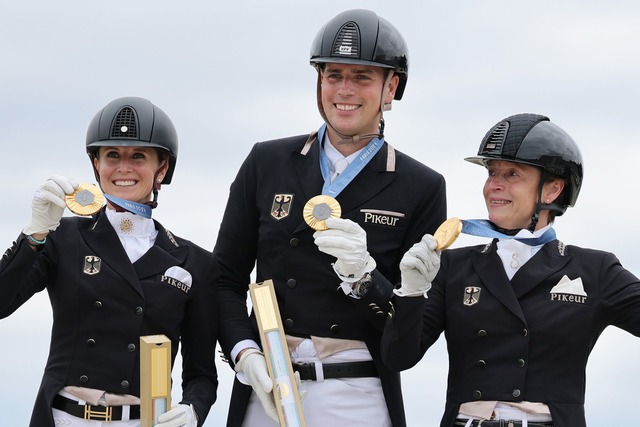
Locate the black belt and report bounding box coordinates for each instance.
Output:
[53,394,140,421]
[293,360,378,381]
[455,420,552,427]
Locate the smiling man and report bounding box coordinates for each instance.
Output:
[214,9,447,427]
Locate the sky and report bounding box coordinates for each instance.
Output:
[1,1,640,425]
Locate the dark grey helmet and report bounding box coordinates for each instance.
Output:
[310,9,409,100]
[86,97,178,184]
[466,113,583,214]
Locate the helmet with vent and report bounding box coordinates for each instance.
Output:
[86,97,178,184]
[465,113,583,214]
[310,9,409,100]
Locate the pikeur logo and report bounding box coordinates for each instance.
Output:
[361,209,404,227]
[550,293,587,304]
[161,275,191,294]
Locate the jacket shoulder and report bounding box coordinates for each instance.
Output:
[255,134,312,151]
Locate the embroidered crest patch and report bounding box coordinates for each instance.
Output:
[271,194,294,220]
[83,256,102,275]
[463,286,481,306]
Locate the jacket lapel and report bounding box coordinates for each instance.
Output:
[471,241,526,322]
[510,241,572,298]
[336,144,396,214]
[80,210,142,296]
[133,223,189,279]
[292,134,396,218]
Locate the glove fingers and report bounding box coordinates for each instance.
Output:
[36,189,67,209]
[49,175,78,194]
[400,257,428,276]
[422,234,438,250]
[324,217,363,234]
[254,388,279,422]
[314,233,365,252]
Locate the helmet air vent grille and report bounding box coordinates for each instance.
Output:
[111,107,138,139]
[333,22,359,57]
[483,122,508,154]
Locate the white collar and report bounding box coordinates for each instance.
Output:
[105,209,156,238]
[323,133,363,172]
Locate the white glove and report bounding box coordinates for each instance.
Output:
[313,217,376,283]
[155,404,197,427]
[23,175,78,235]
[235,348,277,422]
[394,234,440,297]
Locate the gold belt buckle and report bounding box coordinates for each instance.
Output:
[84,404,113,421]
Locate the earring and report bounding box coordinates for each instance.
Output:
[545,198,550,203]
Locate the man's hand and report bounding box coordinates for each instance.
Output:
[235,348,278,421]
[313,217,376,282]
[155,404,197,427]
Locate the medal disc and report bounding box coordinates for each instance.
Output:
[65,183,105,216]
[303,195,341,231]
[434,217,463,251]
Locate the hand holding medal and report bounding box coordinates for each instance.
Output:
[65,183,105,216]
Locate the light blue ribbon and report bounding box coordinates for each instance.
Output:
[462,219,556,246]
[104,194,152,219]
[318,124,384,197]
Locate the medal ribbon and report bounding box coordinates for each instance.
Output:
[462,219,556,246]
[104,194,152,219]
[317,124,384,197]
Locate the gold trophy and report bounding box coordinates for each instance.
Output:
[249,280,306,427]
[140,335,172,427]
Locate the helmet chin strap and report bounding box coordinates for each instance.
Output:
[145,169,165,209]
[315,69,394,146]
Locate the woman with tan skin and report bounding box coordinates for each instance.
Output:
[382,113,640,427]
[0,97,219,427]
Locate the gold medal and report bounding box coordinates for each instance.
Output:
[303,195,341,231]
[65,183,105,216]
[434,217,463,251]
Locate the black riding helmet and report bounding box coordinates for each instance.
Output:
[86,97,178,185]
[310,9,409,100]
[465,113,583,229]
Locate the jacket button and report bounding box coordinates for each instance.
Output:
[512,389,521,398]
[286,279,297,289]
[477,359,486,367]
[477,329,487,337]
[94,301,103,308]
[522,328,528,336]
[80,375,89,383]
[330,324,340,335]
[284,319,294,328]
[87,338,96,347]
[289,238,299,247]
[121,380,130,389]
[135,306,143,315]
[517,359,525,368]
[473,390,482,399]
[127,343,136,352]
